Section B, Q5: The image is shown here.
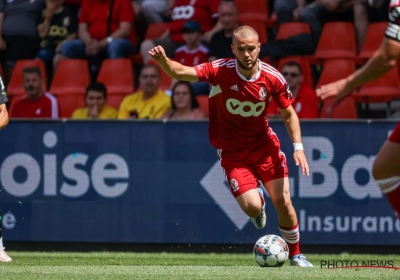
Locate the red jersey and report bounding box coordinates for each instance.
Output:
[10,93,59,119]
[194,58,292,149]
[80,0,135,42]
[267,84,318,119]
[170,0,219,43]
[174,45,209,66]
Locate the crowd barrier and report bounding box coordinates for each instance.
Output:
[0,120,399,245]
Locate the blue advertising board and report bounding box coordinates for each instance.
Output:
[0,120,399,245]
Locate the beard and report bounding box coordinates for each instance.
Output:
[234,54,258,71]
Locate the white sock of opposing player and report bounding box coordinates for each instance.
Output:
[0,237,3,249]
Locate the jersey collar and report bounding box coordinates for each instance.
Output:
[235,59,261,82]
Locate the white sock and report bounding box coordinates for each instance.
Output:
[0,237,3,249]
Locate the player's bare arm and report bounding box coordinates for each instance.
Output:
[0,104,9,130]
[148,45,199,82]
[279,105,309,176]
[317,37,400,100]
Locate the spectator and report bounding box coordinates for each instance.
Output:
[140,0,222,64]
[174,21,208,67]
[118,64,170,119]
[273,0,314,23]
[173,20,209,95]
[37,0,78,76]
[0,0,45,86]
[267,61,318,119]
[208,0,240,61]
[71,82,117,119]
[161,81,206,119]
[57,0,136,71]
[140,0,175,24]
[10,67,59,118]
[297,0,370,50]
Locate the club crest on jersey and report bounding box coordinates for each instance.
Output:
[259,86,267,100]
[286,84,293,99]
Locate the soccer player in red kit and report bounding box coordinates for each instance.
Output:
[317,0,400,220]
[149,26,313,267]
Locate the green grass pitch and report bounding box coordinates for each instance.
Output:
[1,252,399,279]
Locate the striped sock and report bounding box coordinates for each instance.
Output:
[279,223,300,258]
[376,177,400,219]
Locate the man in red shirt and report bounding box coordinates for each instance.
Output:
[140,0,222,64]
[10,67,59,118]
[267,61,318,119]
[56,0,135,64]
[149,26,313,267]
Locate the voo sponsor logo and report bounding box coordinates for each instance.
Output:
[226,98,265,117]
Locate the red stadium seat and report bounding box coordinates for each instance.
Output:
[107,94,129,110]
[97,59,134,94]
[316,59,356,89]
[50,59,90,95]
[145,22,171,40]
[354,67,400,117]
[130,23,171,65]
[316,59,357,119]
[234,0,275,27]
[147,59,172,91]
[276,22,311,40]
[319,95,358,119]
[58,95,86,118]
[97,59,135,109]
[49,59,90,118]
[312,22,357,63]
[357,22,387,62]
[7,59,47,96]
[196,95,209,116]
[278,56,313,88]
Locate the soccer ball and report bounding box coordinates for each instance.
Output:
[253,234,289,267]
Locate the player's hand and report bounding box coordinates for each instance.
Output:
[316,78,353,100]
[293,150,309,176]
[148,45,167,62]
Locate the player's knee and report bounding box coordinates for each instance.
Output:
[242,201,262,218]
[271,195,292,212]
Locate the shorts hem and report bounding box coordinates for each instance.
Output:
[260,173,288,185]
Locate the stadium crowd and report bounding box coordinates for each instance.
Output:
[0,0,394,120]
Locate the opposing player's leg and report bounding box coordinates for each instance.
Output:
[372,123,400,219]
[218,149,266,229]
[0,209,12,262]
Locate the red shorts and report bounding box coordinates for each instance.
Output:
[388,122,400,144]
[217,131,288,198]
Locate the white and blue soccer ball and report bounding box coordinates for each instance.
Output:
[253,234,289,267]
